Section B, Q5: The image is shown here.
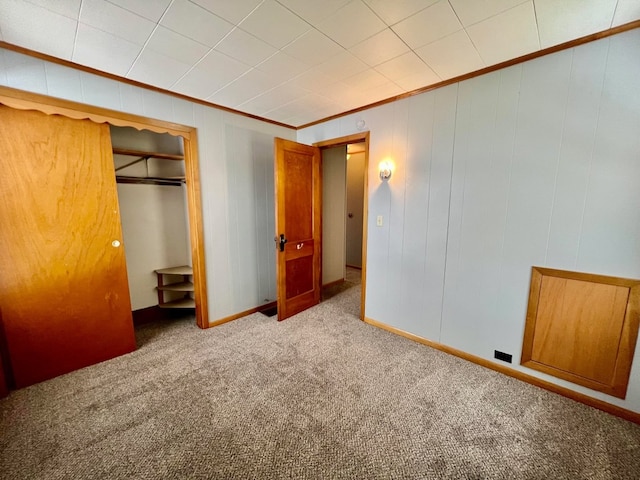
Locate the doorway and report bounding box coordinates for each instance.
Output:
[316,133,370,320]
[111,126,194,329]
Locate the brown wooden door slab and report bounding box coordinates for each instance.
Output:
[0,106,135,388]
[274,138,322,320]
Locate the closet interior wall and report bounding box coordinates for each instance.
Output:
[111,126,191,312]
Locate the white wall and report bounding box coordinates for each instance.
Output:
[322,146,347,285]
[298,29,640,413]
[0,47,296,321]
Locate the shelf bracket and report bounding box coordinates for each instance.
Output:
[114,155,150,172]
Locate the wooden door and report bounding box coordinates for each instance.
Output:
[0,308,8,397]
[0,106,135,388]
[274,138,322,320]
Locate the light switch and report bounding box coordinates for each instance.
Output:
[376,215,383,226]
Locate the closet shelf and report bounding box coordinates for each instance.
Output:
[155,266,193,275]
[112,147,184,160]
[155,266,194,309]
[159,298,196,309]
[157,281,194,292]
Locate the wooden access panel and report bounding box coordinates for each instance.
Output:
[521,267,640,398]
[0,106,136,388]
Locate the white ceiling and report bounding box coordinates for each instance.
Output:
[0,0,638,127]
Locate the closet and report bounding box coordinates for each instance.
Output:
[0,85,208,390]
[110,127,193,317]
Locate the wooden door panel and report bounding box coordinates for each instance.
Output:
[274,138,321,320]
[0,106,135,388]
[521,267,640,399]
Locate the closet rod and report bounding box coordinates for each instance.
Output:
[116,176,184,187]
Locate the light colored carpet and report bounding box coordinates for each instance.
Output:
[1,277,639,479]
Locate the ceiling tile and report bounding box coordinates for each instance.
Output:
[172,66,222,99]
[208,68,281,107]
[314,51,369,81]
[363,0,439,25]
[0,0,76,59]
[322,81,368,110]
[448,0,528,27]
[359,80,404,102]
[197,49,251,84]
[375,51,440,84]
[23,0,81,18]
[161,0,234,47]
[128,48,193,89]
[215,28,278,67]
[282,29,344,65]
[276,0,352,24]
[317,0,387,49]
[394,69,442,91]
[145,26,209,65]
[190,0,263,23]
[106,0,172,22]
[535,0,617,48]
[238,83,311,115]
[74,23,141,76]
[342,68,390,90]
[80,0,155,46]
[416,30,485,79]
[238,0,311,49]
[254,52,311,82]
[349,28,410,66]
[612,0,640,27]
[288,68,337,92]
[392,0,463,49]
[466,2,539,66]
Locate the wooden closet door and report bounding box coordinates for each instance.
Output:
[0,106,135,388]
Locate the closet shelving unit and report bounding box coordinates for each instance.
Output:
[155,265,195,309]
[113,147,185,186]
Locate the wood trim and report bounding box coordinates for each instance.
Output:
[314,132,370,321]
[298,20,640,130]
[323,278,345,289]
[184,130,209,329]
[364,317,640,425]
[209,302,277,328]
[0,86,193,137]
[0,41,296,131]
[314,132,372,149]
[132,306,167,326]
[0,85,210,330]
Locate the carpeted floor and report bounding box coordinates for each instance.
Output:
[1,273,639,479]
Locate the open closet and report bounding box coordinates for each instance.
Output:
[111,127,194,316]
[0,85,208,393]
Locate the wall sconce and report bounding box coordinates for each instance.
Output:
[379,160,393,181]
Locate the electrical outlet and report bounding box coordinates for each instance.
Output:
[376,215,383,226]
[494,350,512,363]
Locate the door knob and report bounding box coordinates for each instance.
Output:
[274,234,287,252]
[111,240,121,247]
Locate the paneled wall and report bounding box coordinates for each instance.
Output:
[298,29,640,413]
[0,47,296,321]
